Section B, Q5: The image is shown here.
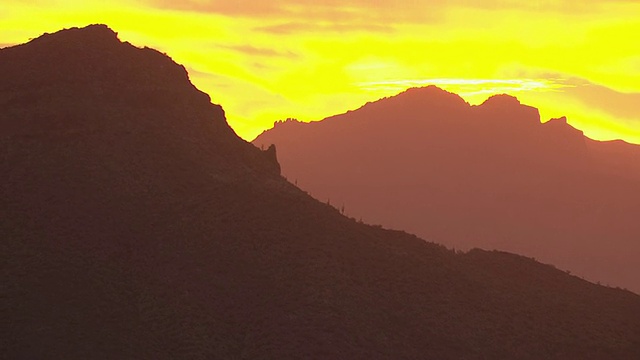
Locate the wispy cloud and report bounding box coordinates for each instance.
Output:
[145,0,635,22]
[217,44,298,58]
[255,22,394,35]
[564,81,640,122]
[144,0,441,24]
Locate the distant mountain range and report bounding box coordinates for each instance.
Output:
[254,86,640,293]
[2,25,640,359]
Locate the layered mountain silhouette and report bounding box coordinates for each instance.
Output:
[2,25,640,359]
[255,86,640,294]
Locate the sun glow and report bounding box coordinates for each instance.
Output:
[1,0,638,143]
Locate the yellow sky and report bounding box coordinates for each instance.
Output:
[1,0,639,143]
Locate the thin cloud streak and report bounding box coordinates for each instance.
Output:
[358,78,574,98]
[217,44,299,58]
[255,22,395,35]
[144,0,639,23]
[566,82,640,121]
[144,0,443,24]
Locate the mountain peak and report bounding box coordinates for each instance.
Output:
[400,85,468,105]
[548,116,568,125]
[0,24,188,93]
[356,85,469,118]
[481,93,521,107]
[405,84,453,95]
[32,24,119,46]
[1,24,205,132]
[544,116,584,137]
[476,93,541,127]
[0,24,280,176]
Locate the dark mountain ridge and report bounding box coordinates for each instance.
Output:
[3,25,640,359]
[0,24,279,176]
[255,86,640,293]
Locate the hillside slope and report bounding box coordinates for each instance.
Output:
[255,86,640,293]
[2,25,640,359]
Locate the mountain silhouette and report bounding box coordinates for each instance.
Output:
[255,86,640,293]
[3,25,640,359]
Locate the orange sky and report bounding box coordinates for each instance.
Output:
[2,0,639,143]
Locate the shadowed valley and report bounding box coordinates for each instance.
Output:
[2,25,640,359]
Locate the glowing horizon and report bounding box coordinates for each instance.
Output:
[1,0,639,143]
